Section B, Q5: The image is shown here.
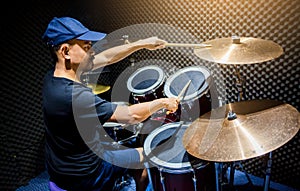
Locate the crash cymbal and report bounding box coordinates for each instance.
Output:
[194,37,283,64]
[182,99,300,162]
[87,84,111,94]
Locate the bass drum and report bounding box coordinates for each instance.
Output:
[127,65,166,104]
[164,66,219,122]
[143,122,216,191]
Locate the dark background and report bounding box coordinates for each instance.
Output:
[0,0,299,190]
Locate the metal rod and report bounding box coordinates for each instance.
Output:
[144,162,154,191]
[234,65,245,101]
[192,169,197,191]
[215,162,221,191]
[263,152,272,191]
[229,162,235,189]
[159,168,166,191]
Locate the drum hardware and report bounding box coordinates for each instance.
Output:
[263,152,272,191]
[129,57,135,67]
[158,167,166,191]
[191,169,197,191]
[144,161,155,191]
[234,65,245,101]
[102,122,143,149]
[122,35,130,44]
[223,161,254,190]
[103,122,127,142]
[115,123,143,145]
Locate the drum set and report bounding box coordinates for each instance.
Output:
[90,36,300,191]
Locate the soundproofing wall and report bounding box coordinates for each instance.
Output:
[0,0,299,190]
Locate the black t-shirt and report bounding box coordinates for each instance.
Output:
[42,69,117,189]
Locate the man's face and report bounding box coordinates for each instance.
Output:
[68,39,95,72]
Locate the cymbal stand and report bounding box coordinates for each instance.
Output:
[234,64,245,102]
[263,152,272,191]
[237,65,273,191]
[228,161,254,189]
[222,101,255,190]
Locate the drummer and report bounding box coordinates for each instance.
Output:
[41,17,179,191]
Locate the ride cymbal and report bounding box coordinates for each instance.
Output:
[194,37,283,64]
[182,99,300,162]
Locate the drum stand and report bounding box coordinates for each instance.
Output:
[144,161,155,191]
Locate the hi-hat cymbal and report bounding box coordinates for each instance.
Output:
[194,37,284,64]
[87,84,111,94]
[182,99,299,162]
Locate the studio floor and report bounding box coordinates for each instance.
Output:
[16,168,299,191]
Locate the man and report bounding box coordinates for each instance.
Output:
[42,17,179,191]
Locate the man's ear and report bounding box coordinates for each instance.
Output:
[60,44,71,70]
[60,45,71,60]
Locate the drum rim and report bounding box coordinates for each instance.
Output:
[127,65,165,94]
[143,122,193,171]
[164,66,210,101]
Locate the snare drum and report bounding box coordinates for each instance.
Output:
[143,122,216,191]
[102,102,142,148]
[127,65,166,104]
[164,66,215,122]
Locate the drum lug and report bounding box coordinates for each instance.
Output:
[192,169,197,191]
[159,168,166,191]
[206,92,211,99]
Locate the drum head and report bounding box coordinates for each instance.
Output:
[144,122,206,173]
[164,66,210,101]
[127,65,165,94]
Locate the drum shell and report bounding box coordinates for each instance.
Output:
[144,122,216,191]
[149,162,216,191]
[127,65,166,104]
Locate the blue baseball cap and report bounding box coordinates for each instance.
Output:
[42,17,106,46]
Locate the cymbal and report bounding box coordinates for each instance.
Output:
[87,84,111,94]
[194,37,284,64]
[182,99,300,162]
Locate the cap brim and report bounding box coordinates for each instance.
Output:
[77,31,106,42]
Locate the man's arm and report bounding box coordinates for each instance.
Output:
[92,37,166,69]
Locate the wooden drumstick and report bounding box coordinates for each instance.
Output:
[177,80,192,101]
[165,43,211,48]
[166,80,192,115]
